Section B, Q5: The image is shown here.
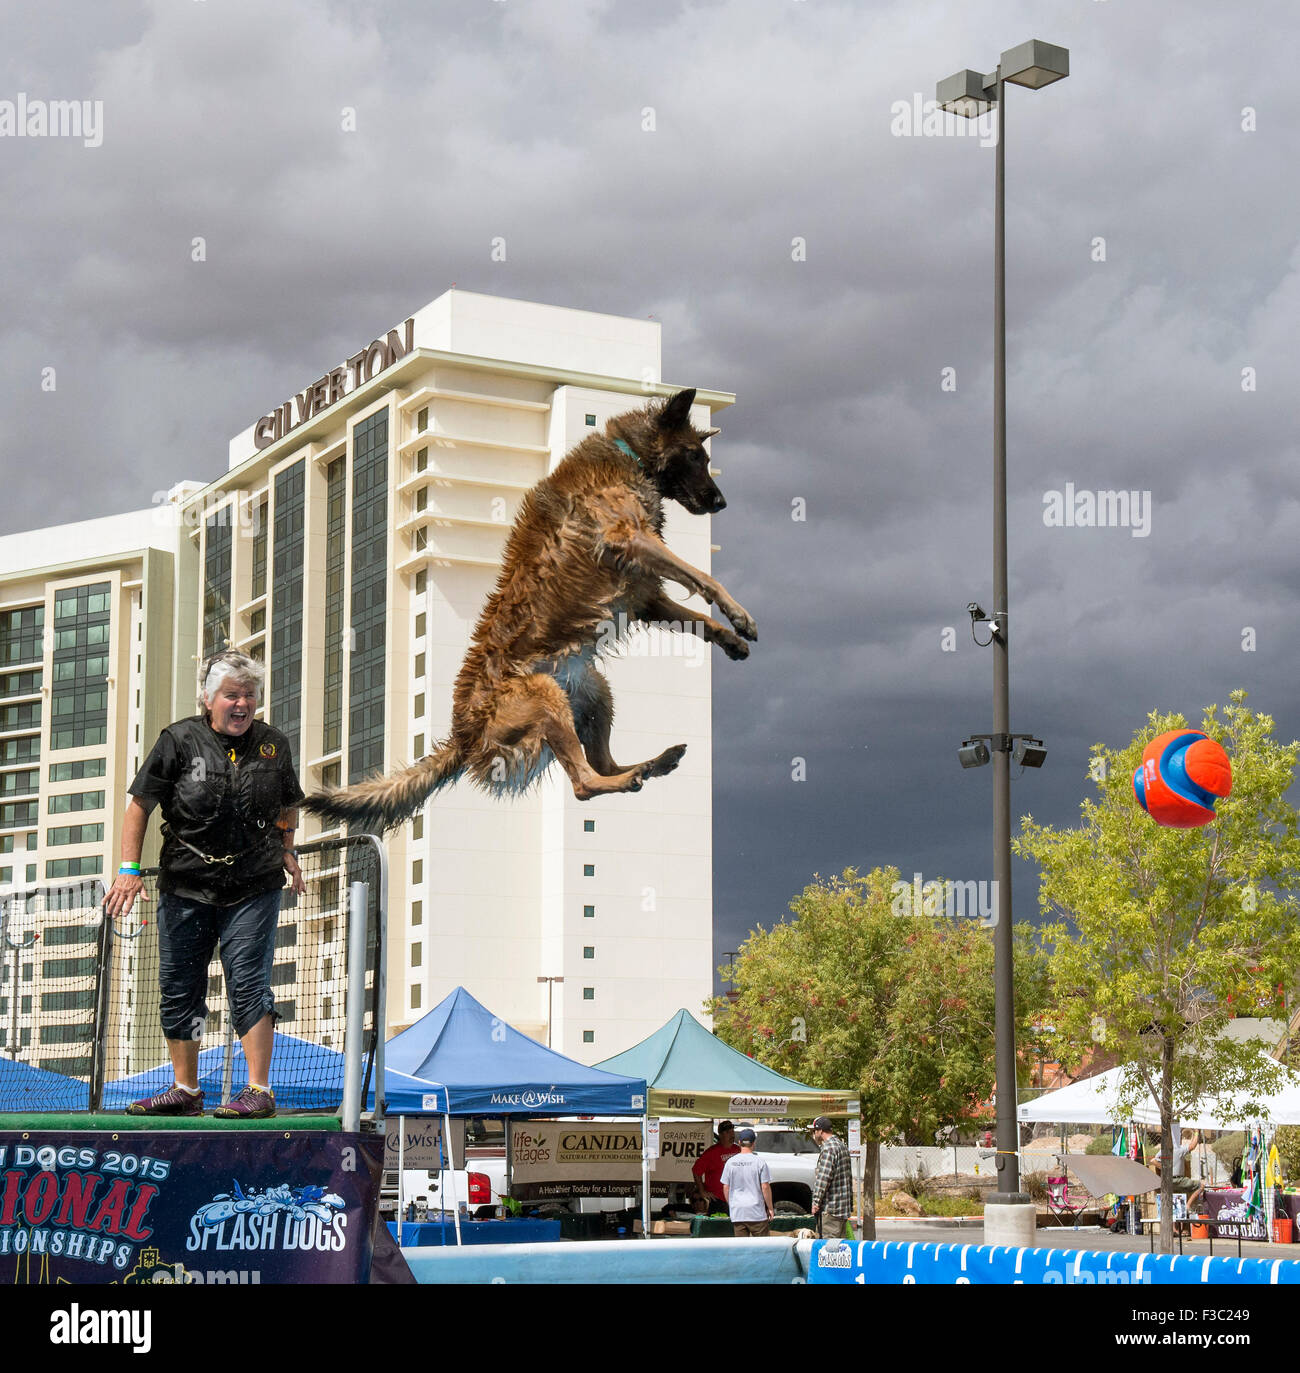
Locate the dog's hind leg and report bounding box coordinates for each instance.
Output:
[492,674,682,800]
[574,671,627,776]
[576,672,687,782]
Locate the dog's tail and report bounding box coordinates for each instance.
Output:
[302,741,464,833]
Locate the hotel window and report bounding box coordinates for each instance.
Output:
[321,762,340,791]
[413,734,424,756]
[250,607,265,635]
[413,694,425,718]
[48,759,105,782]
[414,613,426,638]
[411,814,423,840]
[585,415,596,426]
[582,1031,594,1043]
[584,819,595,832]
[272,462,306,752]
[411,942,422,968]
[203,509,233,657]
[250,498,269,599]
[417,406,429,432]
[415,570,427,595]
[583,947,594,960]
[50,583,110,752]
[0,702,40,732]
[26,864,35,882]
[411,900,422,927]
[0,737,39,765]
[583,905,595,918]
[415,487,427,512]
[349,410,388,783]
[1,771,38,797]
[0,802,37,829]
[323,457,346,754]
[0,669,40,699]
[412,859,423,884]
[416,446,427,472]
[47,824,105,847]
[0,605,44,665]
[414,652,425,679]
[48,791,104,814]
[583,864,595,877]
[583,987,594,1000]
[412,985,421,1009]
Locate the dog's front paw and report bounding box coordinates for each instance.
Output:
[722,601,757,641]
[718,630,750,661]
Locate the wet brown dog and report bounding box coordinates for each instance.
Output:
[303,388,755,831]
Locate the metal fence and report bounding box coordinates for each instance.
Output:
[0,835,385,1115]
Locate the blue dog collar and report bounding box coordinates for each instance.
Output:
[612,438,641,466]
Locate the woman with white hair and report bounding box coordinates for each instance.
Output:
[103,649,306,1119]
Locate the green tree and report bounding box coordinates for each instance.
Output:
[1016,693,1300,1254]
[708,866,1047,1238]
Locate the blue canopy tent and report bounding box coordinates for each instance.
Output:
[0,1056,91,1113]
[385,986,646,1117]
[383,987,647,1245]
[102,1031,448,1114]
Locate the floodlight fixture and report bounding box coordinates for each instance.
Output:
[1000,40,1069,90]
[936,68,995,119]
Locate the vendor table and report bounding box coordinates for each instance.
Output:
[389,1219,561,1247]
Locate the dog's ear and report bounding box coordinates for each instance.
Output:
[657,388,697,431]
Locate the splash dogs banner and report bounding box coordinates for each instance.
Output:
[0,1131,383,1285]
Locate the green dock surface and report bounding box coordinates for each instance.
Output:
[0,1113,342,1132]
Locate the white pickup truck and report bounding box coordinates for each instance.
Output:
[385,1122,823,1219]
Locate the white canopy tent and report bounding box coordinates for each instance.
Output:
[1131,1052,1300,1130]
[1018,1066,1152,1126]
[1020,1052,1300,1129]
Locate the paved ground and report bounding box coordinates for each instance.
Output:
[873,1221,1295,1262]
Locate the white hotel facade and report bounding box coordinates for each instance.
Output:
[0,290,731,1063]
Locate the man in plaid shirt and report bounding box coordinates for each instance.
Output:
[811,1116,853,1238]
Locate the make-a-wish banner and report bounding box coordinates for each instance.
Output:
[0,1131,383,1285]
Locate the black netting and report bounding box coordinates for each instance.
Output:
[0,836,383,1115]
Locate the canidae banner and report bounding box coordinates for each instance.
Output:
[0,1131,383,1285]
[510,1120,711,1200]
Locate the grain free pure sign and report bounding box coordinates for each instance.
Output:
[511,1121,711,1192]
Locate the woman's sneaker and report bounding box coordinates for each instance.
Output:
[213,1085,276,1119]
[126,1083,204,1117]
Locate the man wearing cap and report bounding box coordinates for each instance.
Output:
[811,1117,853,1239]
[692,1120,740,1214]
[722,1128,775,1236]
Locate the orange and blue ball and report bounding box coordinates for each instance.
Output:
[1132,729,1232,828]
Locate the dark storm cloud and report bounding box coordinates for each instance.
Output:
[2,0,1297,985]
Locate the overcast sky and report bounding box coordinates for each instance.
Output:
[3,0,1297,985]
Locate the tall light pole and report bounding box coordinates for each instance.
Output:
[935,40,1069,1222]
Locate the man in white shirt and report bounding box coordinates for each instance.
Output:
[721,1128,775,1236]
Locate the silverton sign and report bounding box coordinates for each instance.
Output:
[253,317,415,450]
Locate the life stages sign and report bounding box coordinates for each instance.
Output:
[0,1131,383,1285]
[511,1120,712,1201]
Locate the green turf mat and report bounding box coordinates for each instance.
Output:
[0,1113,342,1133]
